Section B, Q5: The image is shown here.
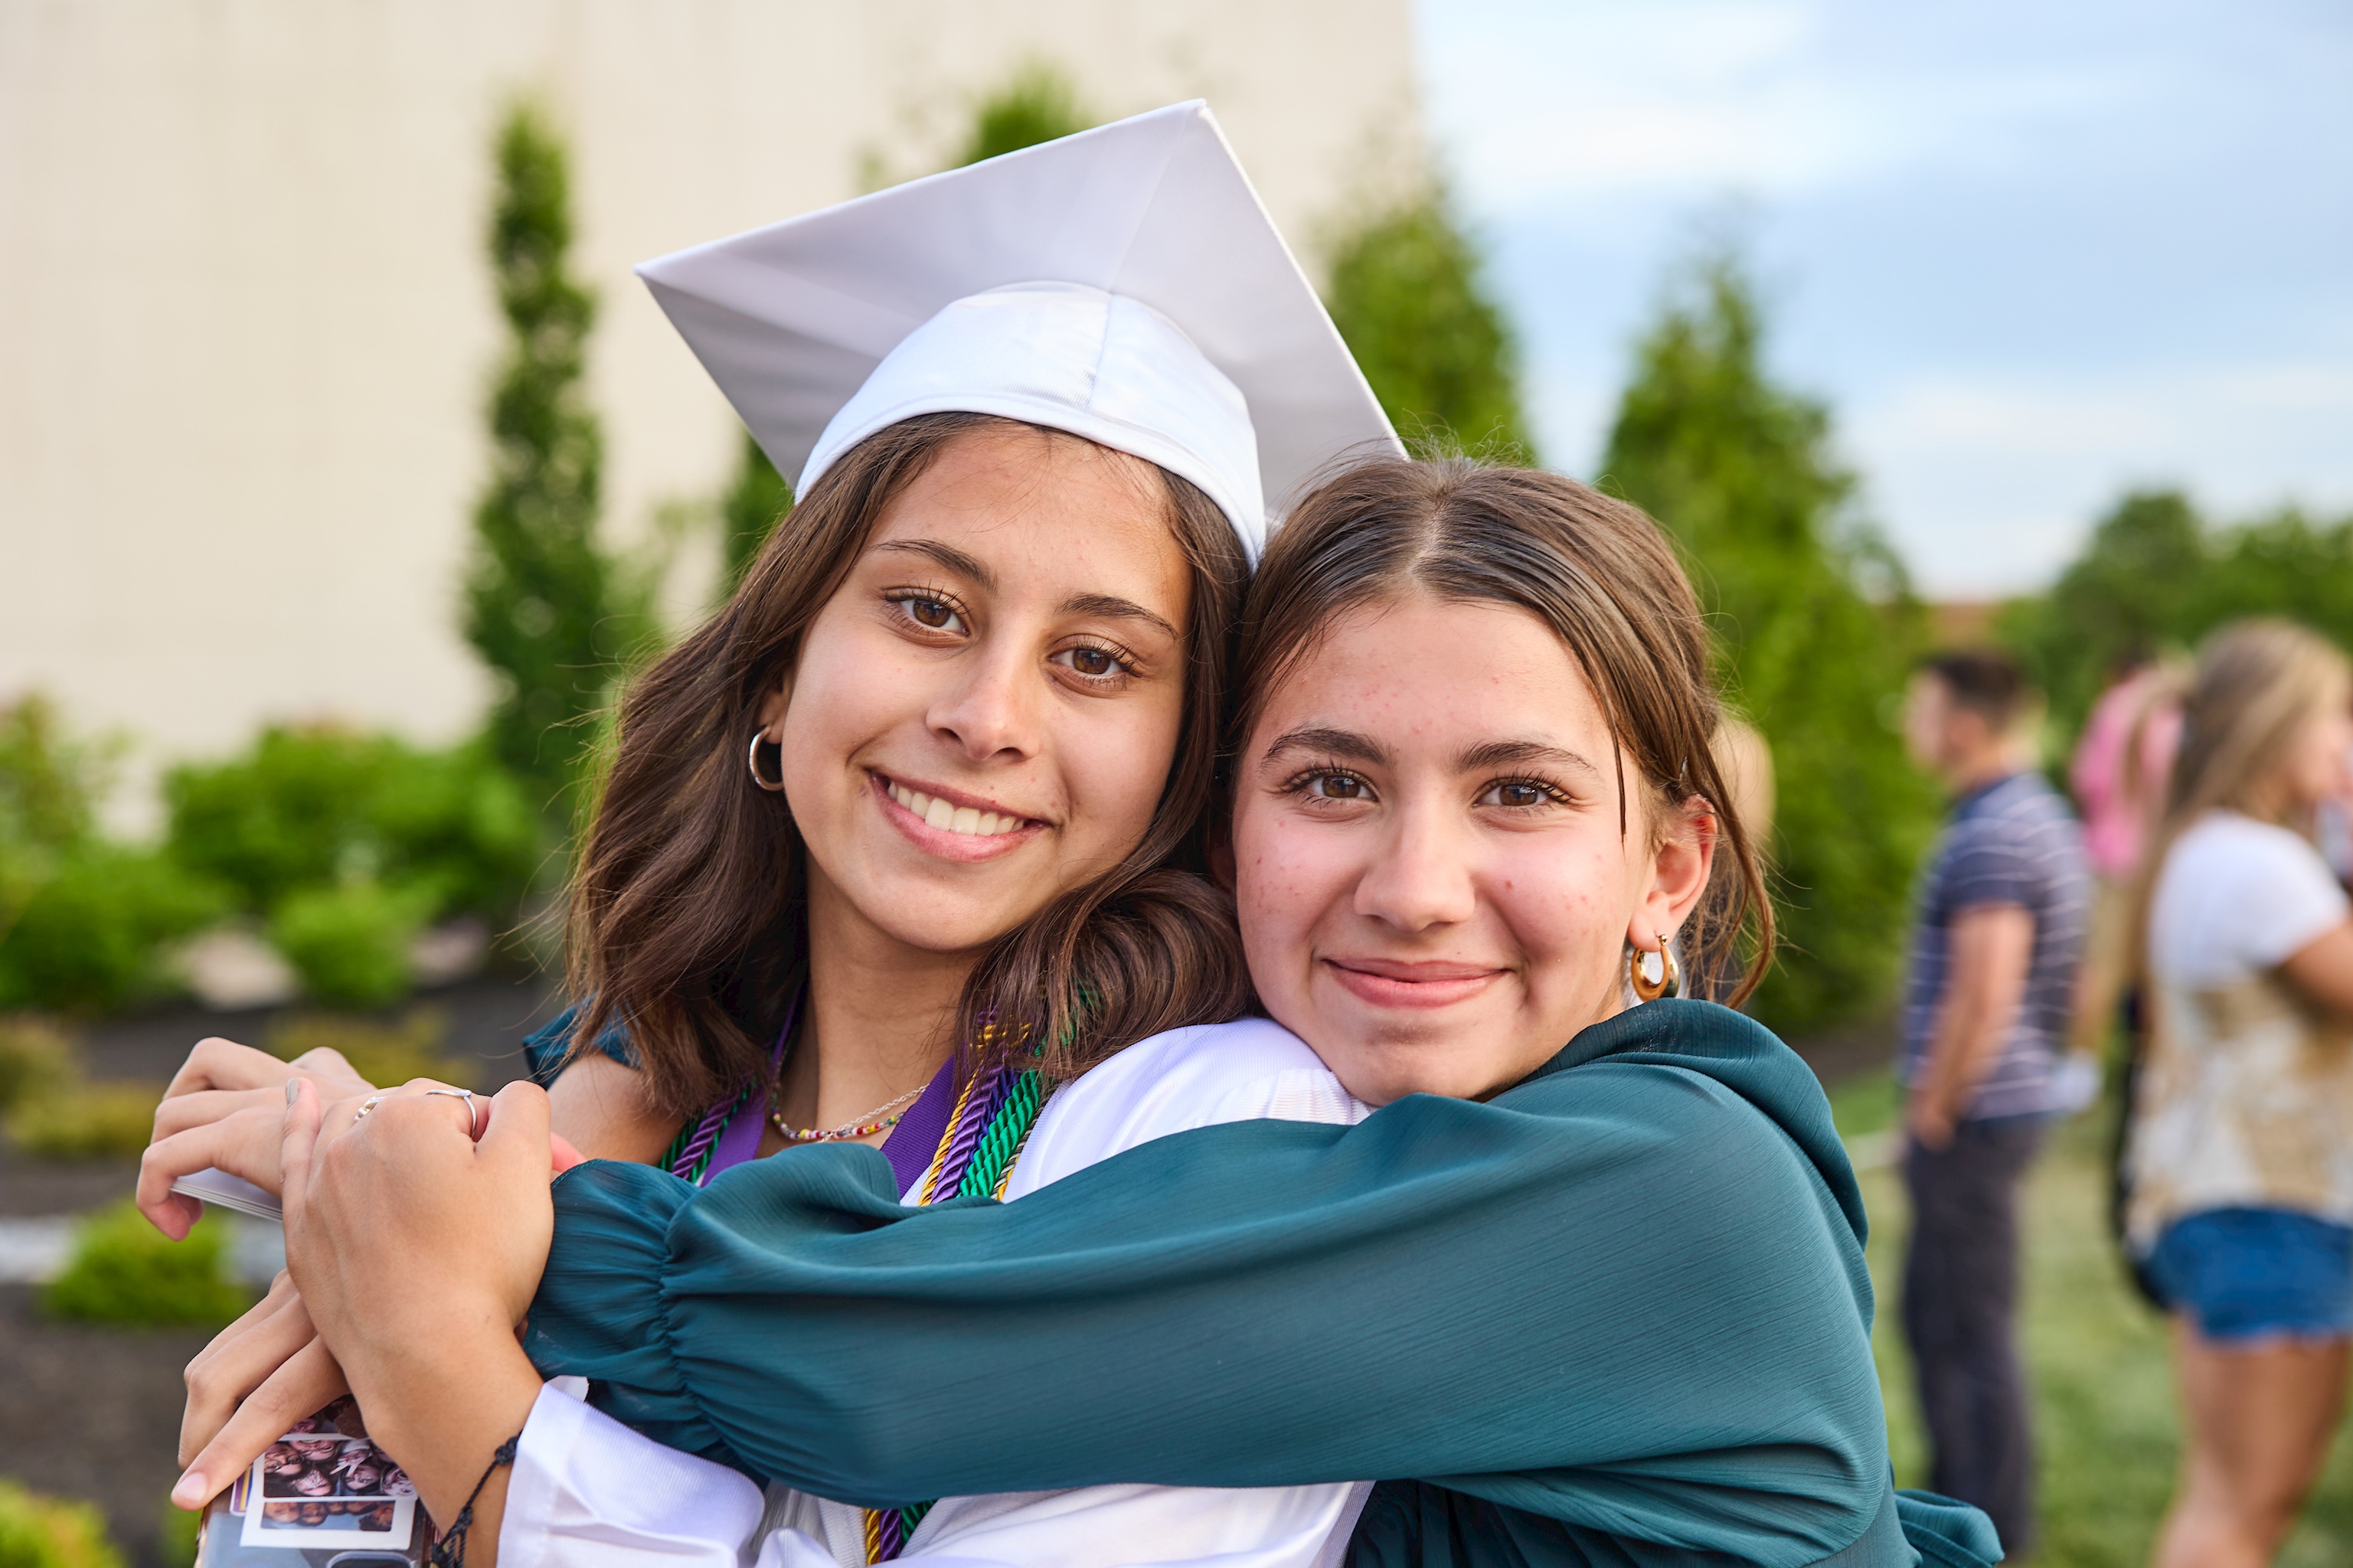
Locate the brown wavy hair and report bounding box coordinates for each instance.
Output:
[564,413,1253,1121]
[1230,456,1773,1004]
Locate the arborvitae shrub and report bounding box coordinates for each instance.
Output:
[41,1200,251,1328]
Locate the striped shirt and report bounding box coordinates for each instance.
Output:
[1900,770,2091,1121]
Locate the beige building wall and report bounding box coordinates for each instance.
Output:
[0,0,1417,823]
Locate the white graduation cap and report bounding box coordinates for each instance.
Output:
[635,100,1399,560]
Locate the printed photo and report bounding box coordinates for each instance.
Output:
[238,1426,417,1551]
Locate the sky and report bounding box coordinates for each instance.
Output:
[1413,0,2353,599]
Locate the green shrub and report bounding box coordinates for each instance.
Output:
[268,880,439,1008]
[0,845,227,1013]
[165,728,538,927]
[154,1501,198,1568]
[41,1199,250,1328]
[0,1018,73,1110]
[0,1481,123,1568]
[7,1079,162,1160]
[266,1008,471,1090]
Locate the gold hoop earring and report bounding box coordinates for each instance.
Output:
[747,730,786,793]
[1629,941,1680,1003]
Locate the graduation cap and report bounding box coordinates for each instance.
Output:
[636,100,1399,560]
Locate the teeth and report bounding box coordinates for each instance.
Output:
[886,780,1022,838]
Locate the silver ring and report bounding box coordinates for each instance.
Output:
[424,1087,482,1139]
[351,1096,385,1123]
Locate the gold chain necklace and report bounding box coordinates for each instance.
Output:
[770,1081,926,1144]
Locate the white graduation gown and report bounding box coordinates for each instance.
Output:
[498,1017,1375,1568]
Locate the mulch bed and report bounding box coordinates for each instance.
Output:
[0,1282,213,1567]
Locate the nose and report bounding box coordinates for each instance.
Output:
[1355,800,1479,933]
[926,637,1045,765]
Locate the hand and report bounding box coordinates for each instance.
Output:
[171,1272,351,1510]
[1906,1089,1958,1152]
[168,1118,588,1513]
[139,1038,376,1240]
[281,1079,551,1530]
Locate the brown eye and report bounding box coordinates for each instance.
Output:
[908,597,954,629]
[1069,647,1115,676]
[1312,773,1368,800]
[1480,781,1554,808]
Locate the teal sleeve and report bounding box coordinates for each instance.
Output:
[524,1002,1930,1565]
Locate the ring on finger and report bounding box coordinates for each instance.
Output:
[423,1087,482,1140]
[350,1096,385,1123]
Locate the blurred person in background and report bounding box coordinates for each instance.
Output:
[2123,620,2353,1568]
[1900,648,2091,1557]
[2069,648,2186,1071]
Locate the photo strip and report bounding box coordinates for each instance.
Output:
[235,1414,419,1552]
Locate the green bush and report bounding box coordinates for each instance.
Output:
[0,1481,123,1568]
[6,1079,160,1160]
[154,1501,198,1568]
[268,880,440,1008]
[0,1018,72,1110]
[0,695,222,1014]
[0,845,226,1013]
[266,1008,472,1090]
[165,727,538,926]
[41,1199,250,1328]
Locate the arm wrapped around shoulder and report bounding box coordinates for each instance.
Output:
[525,1001,1920,1566]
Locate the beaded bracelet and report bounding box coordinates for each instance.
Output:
[426,1434,521,1568]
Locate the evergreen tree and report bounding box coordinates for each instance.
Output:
[958,62,1091,165]
[718,431,790,594]
[463,103,619,802]
[2001,489,2353,749]
[1601,255,1937,1027]
[1326,191,1531,459]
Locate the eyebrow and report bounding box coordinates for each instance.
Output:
[1059,592,1179,642]
[1260,726,1390,767]
[873,541,1180,642]
[1456,738,1603,776]
[873,539,995,588]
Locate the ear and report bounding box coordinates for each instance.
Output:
[1627,796,1717,950]
[755,668,793,737]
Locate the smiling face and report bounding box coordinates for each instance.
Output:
[763,424,1193,965]
[1231,594,1715,1106]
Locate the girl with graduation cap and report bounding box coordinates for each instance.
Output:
[149,107,1995,1567]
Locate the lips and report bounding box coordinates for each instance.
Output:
[880,776,1031,838]
[1321,957,1505,1011]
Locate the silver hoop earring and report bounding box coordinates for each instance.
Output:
[747,730,786,792]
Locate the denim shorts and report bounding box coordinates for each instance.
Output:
[2145,1207,2353,1344]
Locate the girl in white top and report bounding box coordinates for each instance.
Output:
[2124,619,2353,1568]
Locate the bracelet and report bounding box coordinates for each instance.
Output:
[427,1434,522,1568]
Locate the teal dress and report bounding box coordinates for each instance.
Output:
[523,1000,1999,1566]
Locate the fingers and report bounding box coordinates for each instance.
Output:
[172,1336,349,1511]
[478,1081,552,1177]
[549,1131,587,1175]
[180,1273,312,1465]
[286,1045,372,1099]
[280,1079,322,1236]
[153,1086,280,1142]
[137,1108,287,1240]
[164,1037,290,1100]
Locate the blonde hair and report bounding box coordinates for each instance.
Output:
[2130,619,2351,990]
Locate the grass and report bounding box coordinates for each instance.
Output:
[1834,1071,2353,1565]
